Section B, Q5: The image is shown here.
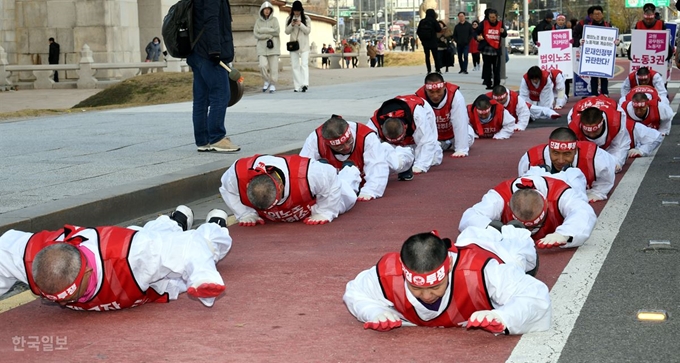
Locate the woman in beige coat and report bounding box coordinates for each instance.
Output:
[253,1,280,93]
[285,1,311,92]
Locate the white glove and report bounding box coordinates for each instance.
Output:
[466,310,506,334]
[363,310,403,331]
[536,232,568,249]
[450,151,467,158]
[493,134,509,140]
[615,164,622,173]
[238,214,265,227]
[303,213,330,225]
[357,194,376,201]
[628,148,643,158]
[412,166,424,174]
[587,190,604,203]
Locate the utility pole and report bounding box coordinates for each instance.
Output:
[523,0,529,55]
[336,0,340,43]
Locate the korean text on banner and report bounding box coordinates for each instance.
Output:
[630,29,669,82]
[578,25,618,78]
[573,47,591,96]
[538,29,573,79]
[664,22,676,81]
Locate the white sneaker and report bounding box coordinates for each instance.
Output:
[171,205,194,231]
[269,85,276,93]
[262,81,270,92]
[206,209,228,227]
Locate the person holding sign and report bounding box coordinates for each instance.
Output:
[619,67,668,104]
[343,229,551,334]
[567,96,631,172]
[518,127,617,202]
[621,91,674,136]
[467,95,516,139]
[531,10,555,44]
[520,66,555,109]
[574,6,618,97]
[627,3,673,61]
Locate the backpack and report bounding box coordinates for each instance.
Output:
[161,0,204,58]
[417,20,435,41]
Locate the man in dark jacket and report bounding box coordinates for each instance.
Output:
[532,11,554,43]
[48,37,60,82]
[572,6,616,97]
[452,12,473,74]
[417,9,443,73]
[187,0,240,153]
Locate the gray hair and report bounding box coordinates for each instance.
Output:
[33,243,82,295]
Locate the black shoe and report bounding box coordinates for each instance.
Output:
[302,86,308,92]
[397,167,414,181]
[170,205,194,231]
[485,85,493,90]
[463,71,468,74]
[318,158,330,164]
[458,70,464,74]
[341,160,356,169]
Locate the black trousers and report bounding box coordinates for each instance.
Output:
[481,54,500,86]
[471,53,480,66]
[423,46,441,73]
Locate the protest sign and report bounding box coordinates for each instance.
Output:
[630,29,669,82]
[578,25,617,78]
[537,29,573,79]
[573,47,591,96]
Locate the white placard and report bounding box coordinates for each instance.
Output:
[537,29,573,79]
[578,25,618,78]
[630,29,669,82]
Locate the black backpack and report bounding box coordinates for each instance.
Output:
[417,20,435,41]
[162,0,204,58]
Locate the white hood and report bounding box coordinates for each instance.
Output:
[259,1,274,21]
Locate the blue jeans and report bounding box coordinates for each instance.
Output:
[187,53,230,146]
[457,44,469,72]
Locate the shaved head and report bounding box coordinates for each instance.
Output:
[247,174,278,210]
[382,118,405,140]
[321,116,349,140]
[509,189,545,221]
[33,244,82,295]
[400,233,450,273]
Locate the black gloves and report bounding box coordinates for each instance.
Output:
[209,53,221,65]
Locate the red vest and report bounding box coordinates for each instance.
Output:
[549,69,563,85]
[369,95,425,146]
[235,155,316,222]
[494,177,570,241]
[416,83,460,140]
[627,69,659,88]
[467,100,505,138]
[625,119,637,149]
[526,141,598,188]
[523,70,549,101]
[569,95,622,150]
[622,98,662,130]
[485,90,528,123]
[482,20,503,49]
[635,19,664,30]
[24,226,169,311]
[376,245,502,327]
[314,122,374,177]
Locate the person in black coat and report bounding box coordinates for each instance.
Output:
[48,37,60,82]
[452,12,474,73]
[417,9,443,73]
[531,11,554,44]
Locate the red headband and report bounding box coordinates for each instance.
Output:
[477,108,492,117]
[556,15,566,20]
[581,121,603,133]
[425,82,445,90]
[512,179,548,228]
[326,127,352,146]
[549,139,577,151]
[637,75,649,80]
[492,93,508,101]
[248,162,283,210]
[632,101,648,108]
[644,14,655,19]
[40,251,87,301]
[402,255,451,287]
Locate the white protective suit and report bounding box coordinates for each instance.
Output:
[618,72,668,105]
[567,108,632,169]
[0,215,233,307]
[300,121,390,199]
[520,76,555,109]
[629,122,664,157]
[458,168,597,248]
[427,88,476,155]
[367,102,443,172]
[343,226,551,334]
[517,144,617,201]
[624,101,674,136]
[219,155,360,223]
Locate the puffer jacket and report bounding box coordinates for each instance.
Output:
[253,1,281,56]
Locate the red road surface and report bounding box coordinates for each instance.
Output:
[0,127,627,362]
